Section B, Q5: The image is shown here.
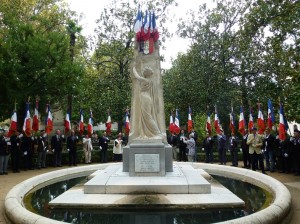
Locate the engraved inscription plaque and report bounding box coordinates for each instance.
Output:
[135,154,160,172]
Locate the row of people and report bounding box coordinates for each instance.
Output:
[0,129,125,175]
[168,129,198,162]
[242,127,300,175]
[168,126,300,175]
[2,127,299,175]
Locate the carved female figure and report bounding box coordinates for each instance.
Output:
[132,64,162,139]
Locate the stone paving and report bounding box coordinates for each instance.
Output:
[0,162,299,224]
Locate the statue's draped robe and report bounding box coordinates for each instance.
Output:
[129,44,167,143]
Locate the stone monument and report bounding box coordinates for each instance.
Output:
[122,41,173,176]
[47,11,245,213]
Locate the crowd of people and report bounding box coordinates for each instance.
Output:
[168,125,300,175]
[0,129,126,175]
[1,125,299,176]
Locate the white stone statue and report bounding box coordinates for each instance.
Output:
[129,47,167,143]
[132,63,163,139]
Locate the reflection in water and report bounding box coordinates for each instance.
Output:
[27,175,269,224]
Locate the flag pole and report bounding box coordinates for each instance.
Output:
[279,97,292,137]
[14,99,17,111]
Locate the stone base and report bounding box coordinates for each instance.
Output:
[83,164,210,194]
[49,164,244,209]
[122,143,173,176]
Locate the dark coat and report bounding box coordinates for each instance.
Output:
[10,135,21,151]
[202,137,213,150]
[51,135,65,152]
[241,134,249,151]
[228,136,238,151]
[178,134,187,150]
[0,136,8,156]
[99,136,109,151]
[21,136,33,152]
[36,136,47,152]
[263,134,276,151]
[217,134,226,149]
[168,134,177,147]
[67,135,78,151]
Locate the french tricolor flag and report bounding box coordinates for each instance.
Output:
[188,106,193,133]
[32,100,39,132]
[133,6,143,41]
[267,99,275,129]
[150,11,159,42]
[125,111,130,135]
[23,103,31,136]
[64,111,71,134]
[206,112,211,134]
[7,111,17,137]
[169,112,175,133]
[257,103,265,134]
[142,10,150,41]
[279,103,288,141]
[229,107,235,134]
[45,104,53,134]
[87,110,93,137]
[248,107,254,131]
[79,109,84,135]
[173,109,180,134]
[106,112,112,136]
[214,106,221,134]
[238,106,245,135]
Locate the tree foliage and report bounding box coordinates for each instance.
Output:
[163,0,300,137]
[0,0,85,125]
[1,0,299,137]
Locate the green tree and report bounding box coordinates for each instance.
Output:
[240,0,300,121]
[164,0,252,133]
[74,0,177,131]
[0,0,85,126]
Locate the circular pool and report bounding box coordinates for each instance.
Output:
[4,163,291,224]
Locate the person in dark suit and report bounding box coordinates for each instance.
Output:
[21,133,34,170]
[202,132,214,163]
[229,132,239,167]
[99,131,109,163]
[168,132,178,161]
[178,129,187,162]
[67,130,78,166]
[217,129,227,165]
[279,137,291,173]
[0,134,9,175]
[10,131,21,173]
[51,129,65,167]
[36,130,48,169]
[290,129,300,175]
[263,128,276,172]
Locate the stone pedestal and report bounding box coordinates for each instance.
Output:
[123,143,173,176]
[83,164,211,194]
